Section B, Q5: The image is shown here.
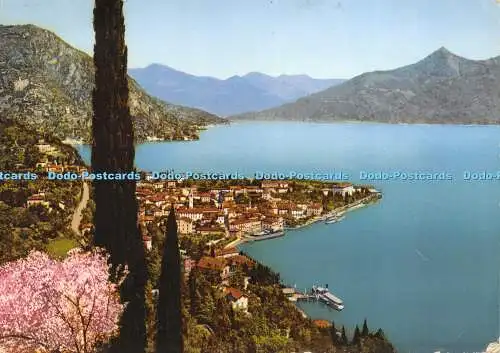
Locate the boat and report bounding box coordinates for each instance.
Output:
[311,285,344,311]
[324,214,345,224]
[247,230,285,242]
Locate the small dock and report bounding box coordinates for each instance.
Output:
[282,285,344,311]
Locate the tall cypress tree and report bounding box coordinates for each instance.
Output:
[362,318,369,337]
[352,325,361,345]
[156,208,183,353]
[92,0,147,352]
[341,326,348,345]
[330,320,338,344]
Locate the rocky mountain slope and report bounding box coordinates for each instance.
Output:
[0,24,225,143]
[232,48,500,124]
[129,64,344,116]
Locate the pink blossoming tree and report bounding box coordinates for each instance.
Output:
[0,248,126,353]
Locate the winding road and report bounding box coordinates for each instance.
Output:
[71,181,89,236]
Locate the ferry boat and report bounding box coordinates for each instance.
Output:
[247,230,285,242]
[325,215,345,224]
[311,285,344,311]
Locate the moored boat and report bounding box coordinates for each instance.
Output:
[247,230,285,242]
[311,285,344,311]
[324,214,345,224]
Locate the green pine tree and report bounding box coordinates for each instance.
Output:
[156,208,183,353]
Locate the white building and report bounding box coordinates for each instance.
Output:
[224,287,248,313]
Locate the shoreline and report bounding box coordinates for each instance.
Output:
[61,122,227,147]
[226,118,500,127]
[235,192,382,323]
[229,192,381,249]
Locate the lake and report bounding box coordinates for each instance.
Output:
[77,121,500,353]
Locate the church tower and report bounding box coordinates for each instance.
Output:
[188,190,194,209]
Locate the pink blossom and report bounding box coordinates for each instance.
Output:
[0,248,126,353]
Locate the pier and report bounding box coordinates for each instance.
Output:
[282,285,344,311]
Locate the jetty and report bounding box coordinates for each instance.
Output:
[282,285,344,311]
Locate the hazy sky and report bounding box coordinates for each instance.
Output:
[1,0,500,79]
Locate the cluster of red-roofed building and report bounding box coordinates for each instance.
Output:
[134,178,368,251]
[194,247,255,313]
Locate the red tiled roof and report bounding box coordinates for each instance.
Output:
[313,319,332,328]
[224,287,245,300]
[309,203,323,209]
[230,218,261,225]
[178,207,220,214]
[196,226,224,232]
[197,257,227,271]
[218,247,239,256]
[227,255,254,267]
[27,196,45,201]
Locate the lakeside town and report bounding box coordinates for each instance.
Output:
[20,138,383,276]
[0,130,394,352]
[132,176,381,250]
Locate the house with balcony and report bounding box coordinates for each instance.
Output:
[223,287,248,313]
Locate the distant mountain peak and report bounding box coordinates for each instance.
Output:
[144,63,177,71]
[420,47,474,66]
[233,46,500,125]
[436,46,452,54]
[411,46,469,77]
[426,46,461,60]
[243,72,270,78]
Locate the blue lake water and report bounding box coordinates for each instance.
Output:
[77,121,500,353]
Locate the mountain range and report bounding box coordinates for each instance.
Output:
[0,24,225,143]
[232,47,500,125]
[129,65,345,116]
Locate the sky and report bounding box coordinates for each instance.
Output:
[1,0,500,79]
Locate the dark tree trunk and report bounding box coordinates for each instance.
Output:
[156,208,183,353]
[92,0,147,352]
